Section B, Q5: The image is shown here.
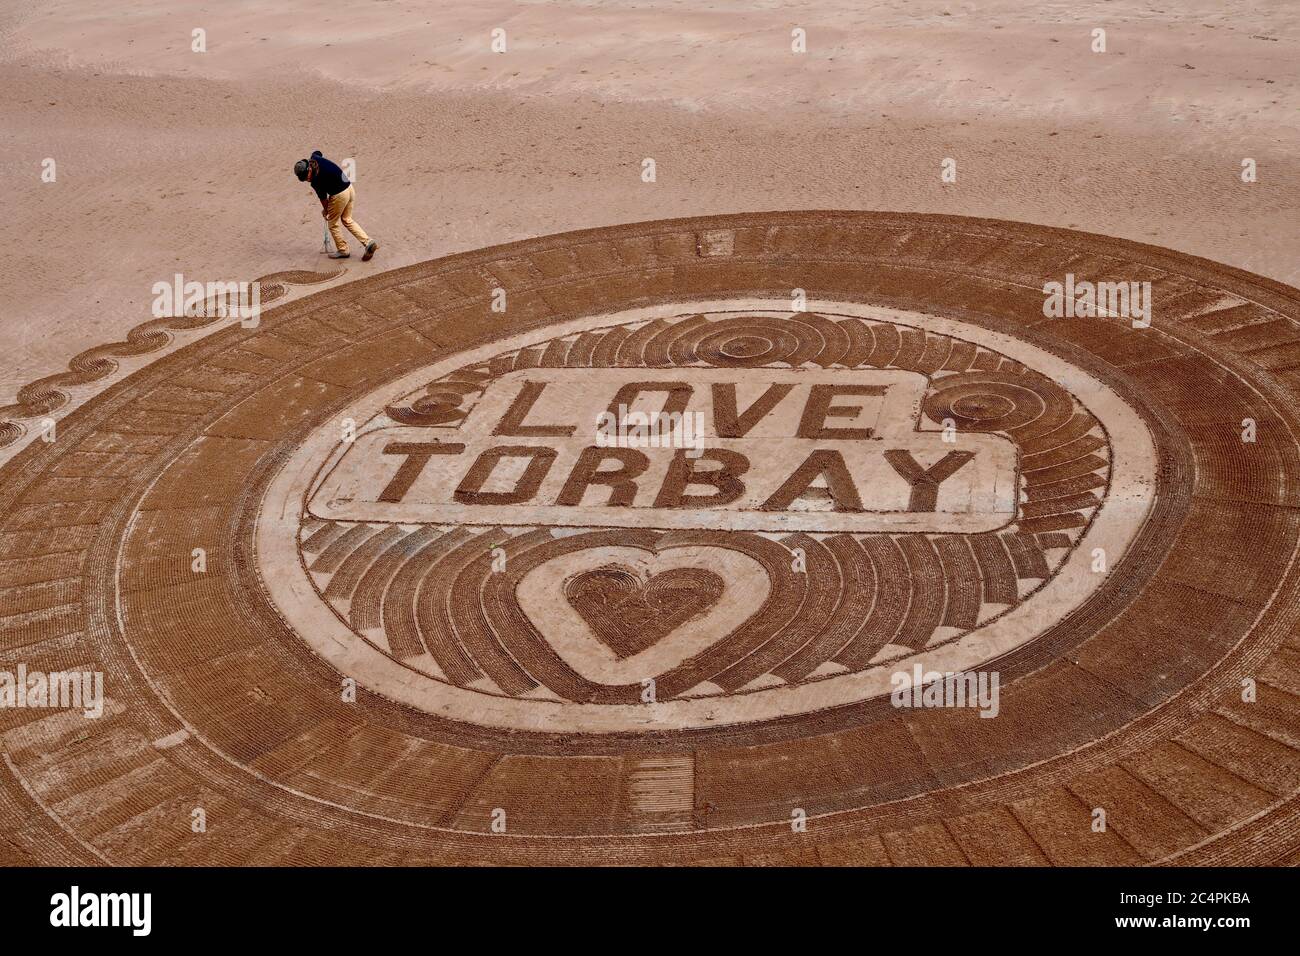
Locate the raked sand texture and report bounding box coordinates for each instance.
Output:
[1,2,1298,867]
[2,211,1299,865]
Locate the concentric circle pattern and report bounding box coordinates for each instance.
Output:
[3,211,1300,866]
[266,302,1143,735]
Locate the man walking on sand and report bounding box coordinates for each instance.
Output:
[294,150,378,261]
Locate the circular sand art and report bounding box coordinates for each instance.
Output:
[3,212,1300,865]
[267,301,1154,734]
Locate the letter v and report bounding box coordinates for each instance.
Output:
[711,383,795,437]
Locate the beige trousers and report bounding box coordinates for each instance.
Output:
[324,184,370,254]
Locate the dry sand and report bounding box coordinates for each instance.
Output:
[2,0,1297,403]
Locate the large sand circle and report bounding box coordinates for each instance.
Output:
[3,212,1299,864]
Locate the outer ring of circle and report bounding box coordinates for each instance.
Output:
[4,212,1295,863]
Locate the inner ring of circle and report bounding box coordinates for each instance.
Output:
[720,335,773,357]
[254,298,1157,734]
[953,393,1019,420]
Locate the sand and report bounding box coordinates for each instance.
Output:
[5,209,1299,864]
[1,0,1297,419]
[2,2,1299,864]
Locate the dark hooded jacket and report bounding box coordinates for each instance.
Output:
[309,151,350,202]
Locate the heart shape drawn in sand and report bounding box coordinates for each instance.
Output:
[563,564,725,659]
[516,545,769,687]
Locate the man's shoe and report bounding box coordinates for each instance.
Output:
[328,251,351,259]
[362,240,378,261]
